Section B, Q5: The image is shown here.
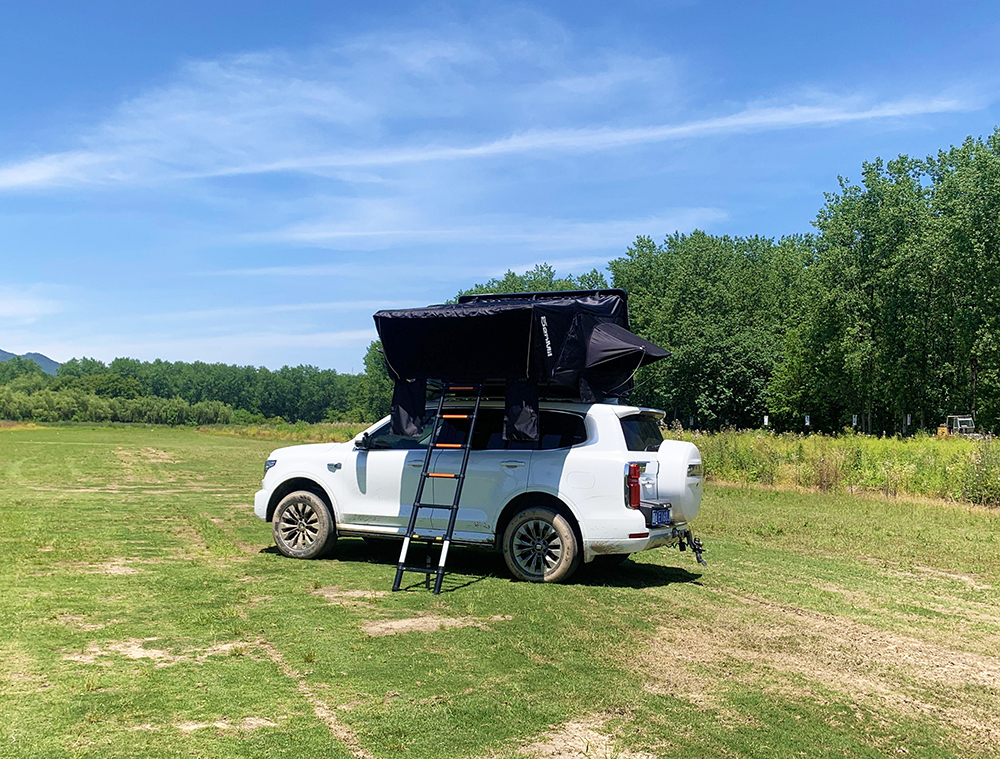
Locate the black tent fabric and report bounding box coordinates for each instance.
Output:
[373,290,669,439]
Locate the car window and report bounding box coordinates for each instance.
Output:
[365,418,434,450]
[537,411,587,450]
[436,408,505,450]
[619,414,663,451]
[370,408,588,451]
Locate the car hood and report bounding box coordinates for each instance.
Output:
[268,441,351,459]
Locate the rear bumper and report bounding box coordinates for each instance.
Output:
[583,524,687,562]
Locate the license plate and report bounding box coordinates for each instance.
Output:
[651,508,671,527]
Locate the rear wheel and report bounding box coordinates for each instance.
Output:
[273,491,335,559]
[502,507,580,583]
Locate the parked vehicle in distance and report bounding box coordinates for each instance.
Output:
[254,400,704,583]
[937,415,975,437]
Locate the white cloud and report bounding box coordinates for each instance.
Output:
[152,300,423,321]
[0,14,981,192]
[266,209,727,250]
[0,286,64,324]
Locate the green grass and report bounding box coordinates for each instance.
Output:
[1,425,998,758]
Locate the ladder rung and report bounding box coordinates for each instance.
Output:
[399,565,438,575]
[441,414,469,419]
[434,443,464,448]
[447,386,476,391]
[408,533,444,540]
[426,472,459,479]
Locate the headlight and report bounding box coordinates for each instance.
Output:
[264,459,277,476]
[687,463,704,477]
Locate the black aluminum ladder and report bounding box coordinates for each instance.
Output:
[392,382,483,594]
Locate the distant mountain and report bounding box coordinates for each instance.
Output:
[0,349,60,375]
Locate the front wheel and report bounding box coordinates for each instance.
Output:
[273,491,335,559]
[502,507,581,583]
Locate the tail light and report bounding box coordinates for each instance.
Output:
[625,462,641,508]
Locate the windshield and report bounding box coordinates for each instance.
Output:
[619,414,663,452]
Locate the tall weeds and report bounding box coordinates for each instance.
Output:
[664,428,1000,506]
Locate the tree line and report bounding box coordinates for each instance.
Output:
[3,131,998,433]
[0,355,377,425]
[612,131,1000,434]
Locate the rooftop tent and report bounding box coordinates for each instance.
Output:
[373,289,669,439]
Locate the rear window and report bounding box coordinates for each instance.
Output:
[619,414,663,452]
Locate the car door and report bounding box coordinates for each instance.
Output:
[524,408,590,502]
[333,419,435,535]
[429,407,529,543]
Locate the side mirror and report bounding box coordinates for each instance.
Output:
[354,432,371,450]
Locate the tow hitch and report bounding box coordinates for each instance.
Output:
[678,530,707,566]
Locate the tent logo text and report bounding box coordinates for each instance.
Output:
[540,316,553,357]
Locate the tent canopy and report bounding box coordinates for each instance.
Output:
[372,290,669,439]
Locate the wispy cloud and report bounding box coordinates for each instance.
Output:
[0,12,982,193]
[152,300,422,321]
[0,286,64,325]
[263,209,727,251]
[0,94,975,190]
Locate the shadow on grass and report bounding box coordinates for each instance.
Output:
[262,538,701,592]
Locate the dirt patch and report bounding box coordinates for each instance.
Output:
[911,565,993,592]
[59,559,141,576]
[786,578,873,609]
[196,515,261,556]
[115,446,180,465]
[63,638,254,668]
[0,646,50,693]
[26,485,229,494]
[257,639,373,759]
[857,557,994,593]
[312,586,389,608]
[642,589,1000,748]
[158,517,211,559]
[56,614,106,632]
[521,714,655,759]
[175,717,277,732]
[361,614,512,637]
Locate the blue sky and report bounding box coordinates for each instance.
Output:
[2,1,999,372]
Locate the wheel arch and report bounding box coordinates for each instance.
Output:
[494,491,583,551]
[266,477,335,523]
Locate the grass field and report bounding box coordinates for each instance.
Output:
[1,425,998,758]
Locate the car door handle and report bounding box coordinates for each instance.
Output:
[407,460,425,467]
[500,460,525,468]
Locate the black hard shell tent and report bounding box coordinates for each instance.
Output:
[373,289,668,440]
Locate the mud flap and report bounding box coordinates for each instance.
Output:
[678,530,707,566]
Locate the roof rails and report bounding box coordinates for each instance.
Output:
[457,288,628,305]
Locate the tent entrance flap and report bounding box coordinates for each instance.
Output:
[373,289,669,440]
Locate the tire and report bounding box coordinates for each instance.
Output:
[272,490,335,559]
[502,506,581,583]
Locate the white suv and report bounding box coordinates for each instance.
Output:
[254,401,704,582]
